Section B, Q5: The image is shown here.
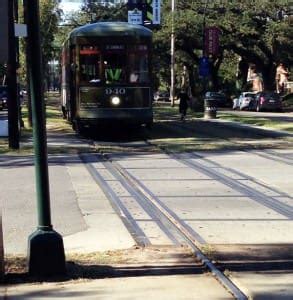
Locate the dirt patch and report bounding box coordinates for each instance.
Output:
[4,246,204,284]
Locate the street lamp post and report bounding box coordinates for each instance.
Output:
[170,0,175,107]
[25,0,66,277]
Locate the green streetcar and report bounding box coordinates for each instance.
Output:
[61,22,153,133]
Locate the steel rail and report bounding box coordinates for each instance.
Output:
[188,152,293,200]
[104,155,248,300]
[156,121,293,218]
[248,149,293,166]
[80,153,151,247]
[174,152,293,219]
[102,159,183,246]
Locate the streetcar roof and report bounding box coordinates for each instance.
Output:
[68,22,152,41]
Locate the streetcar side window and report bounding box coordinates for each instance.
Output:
[104,45,127,84]
[79,46,101,84]
[128,45,150,84]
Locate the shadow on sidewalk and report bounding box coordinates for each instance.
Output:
[4,262,205,285]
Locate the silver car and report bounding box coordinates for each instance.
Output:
[233,92,257,110]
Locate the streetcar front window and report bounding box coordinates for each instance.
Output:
[79,46,101,84]
[128,45,150,84]
[104,45,127,84]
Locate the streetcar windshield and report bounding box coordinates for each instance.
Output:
[128,44,150,84]
[104,44,127,84]
[79,44,150,85]
[79,46,101,84]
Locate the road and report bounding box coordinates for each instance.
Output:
[0,110,8,136]
[0,110,7,121]
[1,107,293,299]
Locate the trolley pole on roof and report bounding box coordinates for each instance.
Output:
[25,0,66,276]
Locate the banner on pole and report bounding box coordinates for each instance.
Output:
[204,26,220,56]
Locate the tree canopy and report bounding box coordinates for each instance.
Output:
[155,0,292,94]
[16,0,292,96]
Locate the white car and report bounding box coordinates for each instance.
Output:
[233,92,257,110]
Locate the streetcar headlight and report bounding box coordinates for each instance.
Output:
[111,96,120,106]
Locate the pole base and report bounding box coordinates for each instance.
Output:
[28,229,66,277]
[204,111,217,119]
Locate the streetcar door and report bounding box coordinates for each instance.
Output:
[69,46,77,119]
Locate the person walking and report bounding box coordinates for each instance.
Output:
[178,90,189,121]
[248,65,264,92]
[276,63,289,93]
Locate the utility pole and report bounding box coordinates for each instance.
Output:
[202,0,209,56]
[170,0,175,107]
[7,0,20,149]
[25,0,66,277]
[23,0,32,127]
[201,0,209,95]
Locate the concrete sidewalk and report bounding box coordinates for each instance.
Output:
[0,274,233,300]
[1,140,135,254]
[0,133,234,299]
[1,115,292,299]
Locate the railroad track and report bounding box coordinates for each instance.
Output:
[160,117,293,165]
[248,149,293,166]
[174,152,293,219]
[77,118,292,299]
[81,152,248,299]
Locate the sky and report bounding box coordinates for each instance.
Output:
[60,0,82,15]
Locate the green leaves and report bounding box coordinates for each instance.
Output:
[155,0,292,91]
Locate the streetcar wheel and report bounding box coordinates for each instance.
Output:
[76,122,87,136]
[72,120,77,131]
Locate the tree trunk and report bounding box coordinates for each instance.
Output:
[262,63,276,91]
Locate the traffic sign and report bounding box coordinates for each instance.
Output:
[127,0,161,26]
[128,9,143,25]
[145,0,161,25]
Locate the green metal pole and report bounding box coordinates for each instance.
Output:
[26,0,65,277]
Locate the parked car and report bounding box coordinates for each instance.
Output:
[0,86,8,110]
[233,92,257,110]
[253,91,283,112]
[154,91,170,102]
[204,91,228,107]
[232,97,240,110]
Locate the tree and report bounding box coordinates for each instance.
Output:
[80,0,127,23]
[39,0,62,90]
[154,0,292,94]
[18,0,62,87]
